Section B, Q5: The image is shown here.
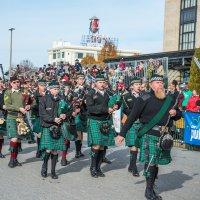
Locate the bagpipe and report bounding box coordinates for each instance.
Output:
[16,89,34,136]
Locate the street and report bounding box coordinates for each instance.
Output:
[0,136,200,200]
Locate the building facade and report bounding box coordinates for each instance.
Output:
[163,0,200,51]
[48,40,139,65]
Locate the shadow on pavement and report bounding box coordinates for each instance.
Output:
[102,148,143,174]
[135,170,196,194]
[158,170,196,193]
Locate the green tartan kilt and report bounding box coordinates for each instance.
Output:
[40,127,65,151]
[125,123,141,147]
[75,114,87,133]
[0,121,7,136]
[139,134,172,166]
[32,117,42,134]
[87,118,115,147]
[61,122,76,141]
[6,116,30,139]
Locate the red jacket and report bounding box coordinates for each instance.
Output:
[186,95,200,112]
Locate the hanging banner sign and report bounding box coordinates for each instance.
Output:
[184,111,200,146]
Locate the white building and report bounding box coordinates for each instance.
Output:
[48,40,140,65]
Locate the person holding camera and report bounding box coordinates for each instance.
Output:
[39,80,66,179]
[86,74,116,178]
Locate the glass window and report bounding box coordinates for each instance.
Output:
[77,53,83,59]
[182,0,197,9]
[57,53,60,59]
[190,0,196,7]
[53,53,56,59]
[62,52,65,58]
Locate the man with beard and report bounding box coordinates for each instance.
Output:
[116,74,182,200]
[86,74,116,178]
[122,77,142,177]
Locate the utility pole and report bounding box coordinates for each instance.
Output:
[8,28,15,78]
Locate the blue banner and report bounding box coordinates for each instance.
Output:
[184,111,200,146]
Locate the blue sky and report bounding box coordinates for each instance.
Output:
[0,0,165,69]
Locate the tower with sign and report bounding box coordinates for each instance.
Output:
[81,16,118,47]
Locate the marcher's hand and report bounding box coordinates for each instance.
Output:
[3,105,6,110]
[25,105,31,111]
[116,135,124,145]
[108,108,114,114]
[75,108,81,113]
[113,104,119,111]
[54,117,62,124]
[19,107,27,114]
[60,114,66,120]
[169,109,176,116]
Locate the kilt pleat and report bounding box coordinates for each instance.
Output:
[139,134,172,166]
[0,121,6,136]
[75,115,87,132]
[61,122,76,141]
[6,116,30,139]
[125,123,141,147]
[40,127,65,151]
[87,118,115,147]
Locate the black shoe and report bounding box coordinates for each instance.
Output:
[36,151,42,158]
[41,170,47,178]
[60,158,70,166]
[90,167,98,178]
[0,152,5,158]
[145,165,158,200]
[41,152,50,178]
[51,154,58,179]
[14,159,22,167]
[132,167,140,177]
[51,172,58,179]
[153,190,162,200]
[96,150,105,177]
[102,157,112,164]
[128,166,133,173]
[145,187,157,200]
[8,158,16,168]
[129,151,139,176]
[90,148,99,178]
[96,169,105,177]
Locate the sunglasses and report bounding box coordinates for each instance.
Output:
[12,81,20,84]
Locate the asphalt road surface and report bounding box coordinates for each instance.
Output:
[0,136,200,200]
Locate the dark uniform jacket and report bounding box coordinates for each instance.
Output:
[39,93,60,128]
[32,91,44,117]
[86,89,110,121]
[122,91,139,116]
[120,90,182,137]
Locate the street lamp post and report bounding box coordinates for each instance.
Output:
[8,28,15,78]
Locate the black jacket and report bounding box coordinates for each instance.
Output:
[122,91,138,116]
[86,89,110,121]
[120,90,182,137]
[39,94,60,128]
